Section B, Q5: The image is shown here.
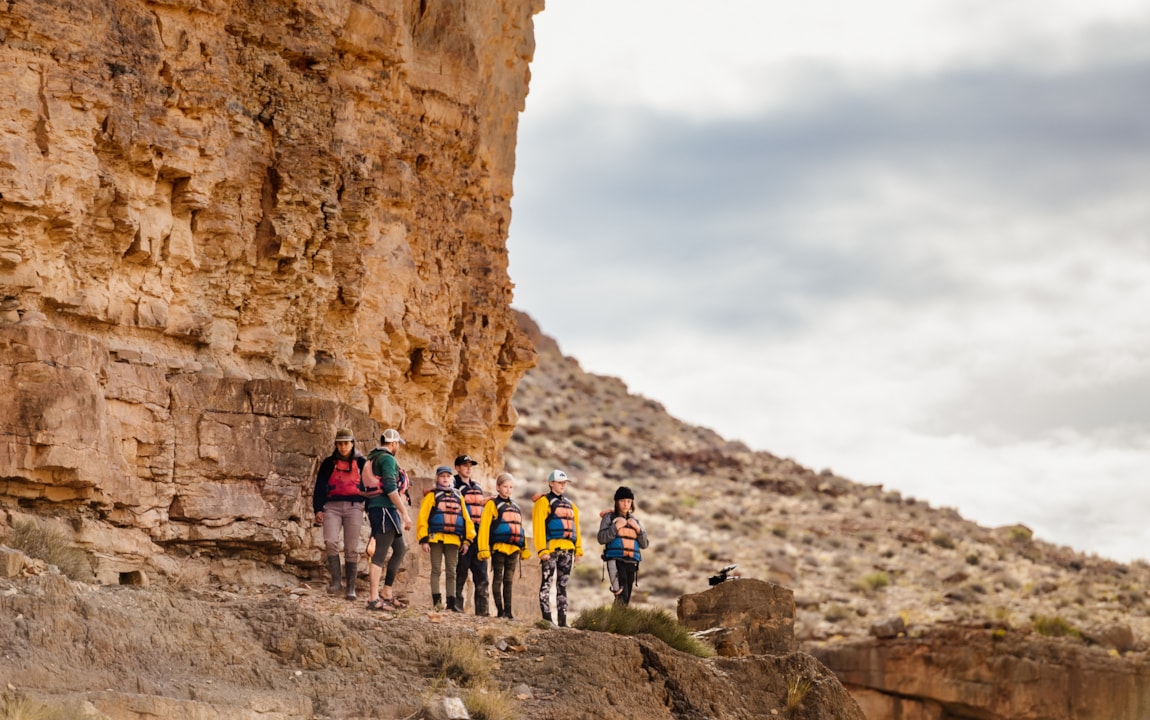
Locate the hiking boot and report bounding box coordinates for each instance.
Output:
[446,596,457,612]
[541,611,553,626]
[557,610,567,628]
[474,594,489,617]
[432,593,443,611]
[326,555,343,595]
[344,561,358,600]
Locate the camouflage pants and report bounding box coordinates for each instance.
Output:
[538,549,573,615]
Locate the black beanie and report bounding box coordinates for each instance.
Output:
[614,486,634,502]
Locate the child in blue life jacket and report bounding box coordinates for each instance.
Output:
[597,486,648,606]
[417,466,476,611]
[532,469,582,627]
[477,472,531,619]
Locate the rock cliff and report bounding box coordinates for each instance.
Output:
[0,0,538,579]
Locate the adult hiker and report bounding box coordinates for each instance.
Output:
[363,428,413,611]
[311,428,367,599]
[453,453,490,616]
[417,465,476,611]
[532,469,582,627]
[597,486,649,606]
[477,472,530,619]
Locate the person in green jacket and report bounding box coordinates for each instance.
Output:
[363,429,413,611]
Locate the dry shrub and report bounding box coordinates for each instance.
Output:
[8,520,91,581]
[431,636,492,686]
[464,685,518,720]
[0,694,70,720]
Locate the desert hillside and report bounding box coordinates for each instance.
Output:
[504,311,1150,718]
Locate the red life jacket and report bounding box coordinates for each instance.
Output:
[327,458,361,497]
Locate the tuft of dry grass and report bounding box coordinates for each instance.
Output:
[8,520,91,581]
[573,604,714,658]
[785,675,813,712]
[431,636,493,686]
[0,694,71,720]
[464,685,518,720]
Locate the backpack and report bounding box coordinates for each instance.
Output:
[360,453,382,496]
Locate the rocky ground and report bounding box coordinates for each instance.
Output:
[0,561,857,720]
[504,311,1150,652]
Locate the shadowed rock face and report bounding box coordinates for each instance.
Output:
[811,627,1150,720]
[0,0,538,577]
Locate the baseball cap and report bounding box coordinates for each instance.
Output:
[435,466,454,476]
[546,469,570,484]
[381,428,405,444]
[454,454,478,466]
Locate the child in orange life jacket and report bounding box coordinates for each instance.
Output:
[478,473,531,619]
[417,466,476,611]
[532,469,582,627]
[597,486,649,606]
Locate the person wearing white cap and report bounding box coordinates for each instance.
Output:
[532,469,582,627]
[363,429,413,610]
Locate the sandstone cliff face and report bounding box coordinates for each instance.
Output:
[0,0,538,577]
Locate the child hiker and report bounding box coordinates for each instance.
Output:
[477,472,530,619]
[597,486,648,606]
[417,466,476,611]
[532,469,582,627]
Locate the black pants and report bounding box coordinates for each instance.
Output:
[608,559,639,605]
[455,541,489,615]
[491,552,519,615]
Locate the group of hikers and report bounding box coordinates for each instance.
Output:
[312,428,650,626]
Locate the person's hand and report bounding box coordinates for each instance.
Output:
[627,518,640,530]
[478,550,490,561]
[421,542,430,554]
[613,517,627,530]
[402,515,412,531]
[314,512,323,526]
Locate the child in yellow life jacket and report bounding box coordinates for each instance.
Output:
[417,466,476,611]
[597,486,648,606]
[477,472,531,619]
[532,469,582,627]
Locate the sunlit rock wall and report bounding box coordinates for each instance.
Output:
[0,0,539,578]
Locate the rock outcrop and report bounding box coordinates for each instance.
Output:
[678,578,797,656]
[0,0,539,578]
[812,626,1150,720]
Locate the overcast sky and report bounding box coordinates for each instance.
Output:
[506,1,1150,563]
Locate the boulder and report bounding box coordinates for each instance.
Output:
[677,578,796,656]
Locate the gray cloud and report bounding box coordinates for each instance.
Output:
[510,55,1150,342]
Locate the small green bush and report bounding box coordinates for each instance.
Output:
[573,604,714,658]
[930,533,955,550]
[823,604,851,623]
[858,572,891,592]
[8,520,91,581]
[1032,615,1080,639]
[572,564,600,588]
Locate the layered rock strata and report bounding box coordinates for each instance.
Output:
[0,0,539,578]
[813,627,1150,720]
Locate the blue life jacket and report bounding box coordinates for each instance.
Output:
[489,498,525,548]
[545,493,575,543]
[603,512,642,562]
[428,489,466,538]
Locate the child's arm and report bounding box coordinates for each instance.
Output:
[532,497,549,557]
[462,499,477,543]
[416,491,434,543]
[597,512,617,545]
[476,500,496,560]
[634,516,650,549]
[572,504,583,558]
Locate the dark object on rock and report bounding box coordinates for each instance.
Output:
[708,564,738,586]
